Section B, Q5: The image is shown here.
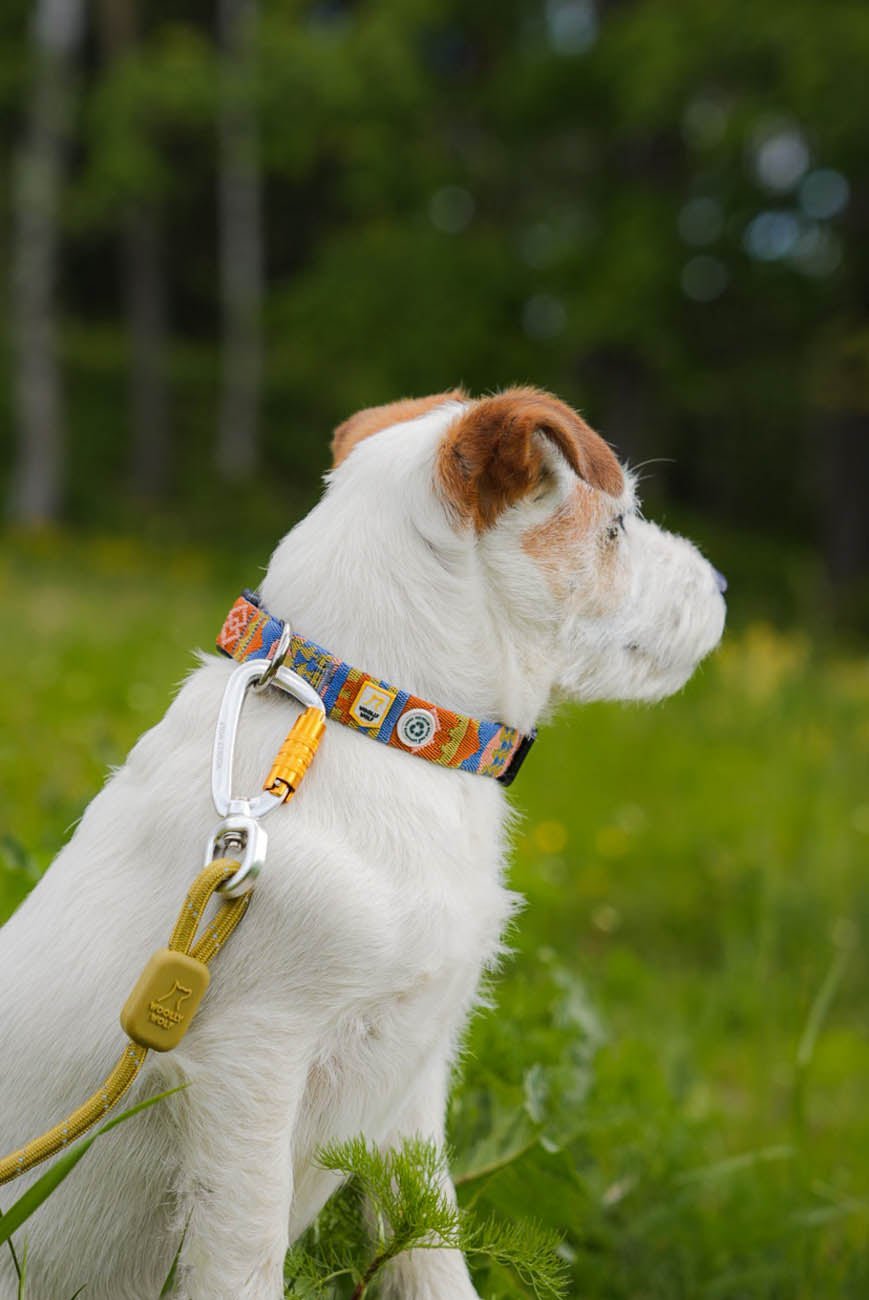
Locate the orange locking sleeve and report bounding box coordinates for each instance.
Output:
[263,707,326,801]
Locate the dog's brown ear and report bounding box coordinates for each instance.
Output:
[436,387,623,531]
[331,390,466,467]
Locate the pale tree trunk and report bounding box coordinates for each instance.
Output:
[216,0,263,481]
[98,0,171,499]
[8,0,85,524]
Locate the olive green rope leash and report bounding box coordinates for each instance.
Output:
[0,858,249,1187]
[0,653,328,1188]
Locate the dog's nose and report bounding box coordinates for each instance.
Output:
[713,567,728,594]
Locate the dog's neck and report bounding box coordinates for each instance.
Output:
[260,493,555,737]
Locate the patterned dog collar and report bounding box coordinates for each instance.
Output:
[216,591,536,786]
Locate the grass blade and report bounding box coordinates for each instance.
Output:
[15,1238,26,1299]
[0,1086,186,1249]
[159,1210,192,1297]
[3,1230,21,1283]
[793,942,851,1133]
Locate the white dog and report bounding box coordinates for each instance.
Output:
[0,388,726,1299]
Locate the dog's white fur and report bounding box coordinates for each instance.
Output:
[0,395,725,1299]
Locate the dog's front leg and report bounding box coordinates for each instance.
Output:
[377,1053,481,1300]
[169,1044,306,1300]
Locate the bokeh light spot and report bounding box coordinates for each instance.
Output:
[592,903,621,933]
[799,169,849,221]
[743,210,800,261]
[545,0,598,54]
[752,125,810,193]
[522,293,567,339]
[681,255,729,302]
[792,223,842,277]
[428,185,474,234]
[534,820,569,854]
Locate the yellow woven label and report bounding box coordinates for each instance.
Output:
[349,682,396,728]
[121,949,210,1052]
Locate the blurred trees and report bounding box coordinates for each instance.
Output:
[217,0,263,480]
[9,0,85,522]
[96,0,172,498]
[1,0,867,617]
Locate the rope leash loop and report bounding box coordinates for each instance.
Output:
[0,658,327,1188]
[0,858,249,1188]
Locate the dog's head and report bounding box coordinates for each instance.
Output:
[324,387,725,711]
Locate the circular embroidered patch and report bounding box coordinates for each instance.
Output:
[397,707,438,749]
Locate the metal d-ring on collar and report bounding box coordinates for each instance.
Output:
[253,622,293,692]
[205,654,326,898]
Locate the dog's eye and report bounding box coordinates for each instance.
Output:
[606,514,625,543]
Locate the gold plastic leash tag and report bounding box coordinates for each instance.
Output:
[120,948,211,1052]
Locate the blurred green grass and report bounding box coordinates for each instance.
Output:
[1,534,867,1298]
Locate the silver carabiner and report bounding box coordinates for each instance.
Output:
[207,657,326,896]
[212,659,284,822]
[211,658,325,821]
[205,813,268,899]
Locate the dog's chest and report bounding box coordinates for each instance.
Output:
[265,736,516,1151]
[272,791,513,1032]
[253,711,516,994]
[311,875,503,1077]
[292,862,510,1189]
